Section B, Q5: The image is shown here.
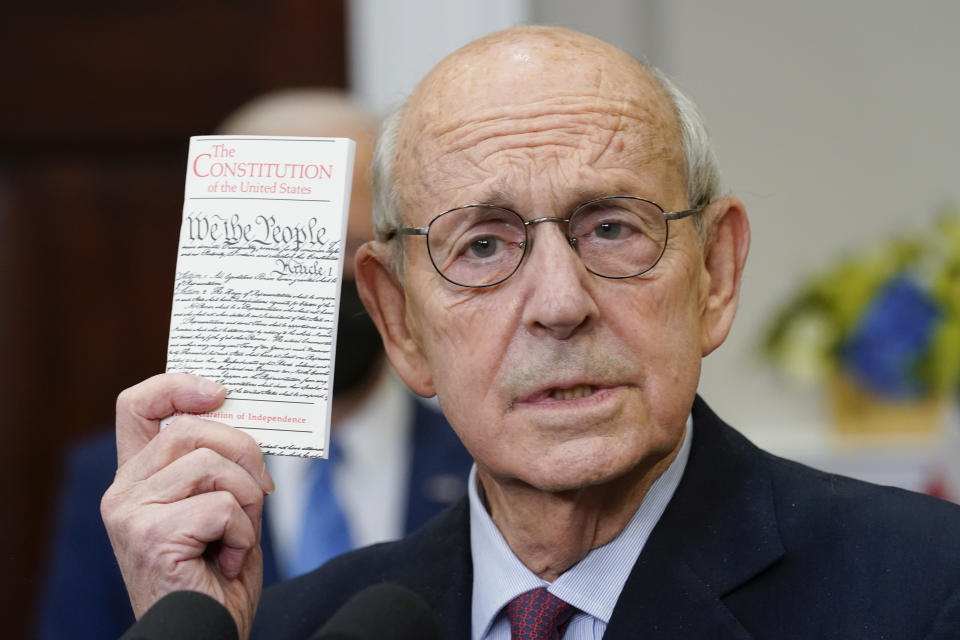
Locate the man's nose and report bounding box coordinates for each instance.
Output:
[519,222,599,340]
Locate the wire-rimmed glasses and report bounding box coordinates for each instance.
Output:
[387,196,699,288]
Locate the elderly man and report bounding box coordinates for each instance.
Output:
[103,27,960,639]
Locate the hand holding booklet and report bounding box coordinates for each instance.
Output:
[164,135,356,458]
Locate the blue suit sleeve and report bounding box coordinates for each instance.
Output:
[36,432,135,640]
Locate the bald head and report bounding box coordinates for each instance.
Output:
[373,26,721,261]
[407,26,671,126]
[398,27,682,217]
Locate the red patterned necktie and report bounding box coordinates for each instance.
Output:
[506,587,574,640]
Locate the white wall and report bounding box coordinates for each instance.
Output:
[348,1,960,456]
[656,1,960,434]
[531,0,663,65]
[347,0,530,115]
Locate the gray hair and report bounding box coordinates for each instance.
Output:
[648,67,724,235]
[371,102,406,247]
[371,66,723,273]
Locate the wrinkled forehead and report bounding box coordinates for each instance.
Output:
[395,29,683,214]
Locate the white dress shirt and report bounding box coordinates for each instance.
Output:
[469,418,693,640]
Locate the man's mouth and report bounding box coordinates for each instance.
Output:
[548,384,597,401]
[516,383,623,406]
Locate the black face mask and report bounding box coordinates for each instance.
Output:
[333,278,384,396]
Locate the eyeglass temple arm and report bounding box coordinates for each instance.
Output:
[386,226,429,240]
[664,208,699,221]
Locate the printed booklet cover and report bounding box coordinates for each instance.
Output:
[164,135,356,458]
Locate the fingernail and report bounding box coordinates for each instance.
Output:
[200,379,226,397]
[262,466,275,495]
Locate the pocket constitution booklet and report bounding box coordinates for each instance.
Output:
[164,136,356,458]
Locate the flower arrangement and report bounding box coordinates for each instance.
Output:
[762,209,960,402]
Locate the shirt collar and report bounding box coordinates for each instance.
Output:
[469,416,693,640]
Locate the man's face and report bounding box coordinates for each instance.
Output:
[393,34,710,493]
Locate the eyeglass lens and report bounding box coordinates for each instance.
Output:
[426,197,670,287]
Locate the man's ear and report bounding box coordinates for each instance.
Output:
[354,243,436,397]
[698,196,750,356]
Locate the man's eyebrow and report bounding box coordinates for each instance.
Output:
[470,186,516,207]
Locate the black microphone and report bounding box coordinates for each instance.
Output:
[309,583,440,640]
[119,590,238,640]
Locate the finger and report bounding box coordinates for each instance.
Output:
[118,416,274,495]
[116,373,226,465]
[178,491,259,579]
[103,488,258,581]
[128,445,265,533]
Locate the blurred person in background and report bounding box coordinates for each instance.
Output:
[35,89,473,640]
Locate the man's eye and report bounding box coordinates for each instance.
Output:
[594,222,623,240]
[468,236,499,258]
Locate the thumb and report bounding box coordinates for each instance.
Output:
[115,372,226,465]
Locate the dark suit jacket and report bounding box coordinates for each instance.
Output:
[253,396,960,639]
[37,398,472,640]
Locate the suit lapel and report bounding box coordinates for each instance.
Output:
[398,498,474,639]
[604,397,784,639]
